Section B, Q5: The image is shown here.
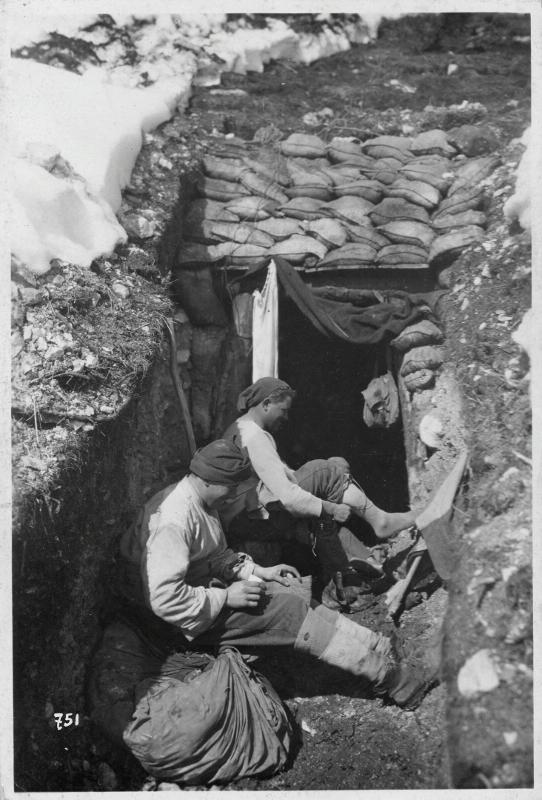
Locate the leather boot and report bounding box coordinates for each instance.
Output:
[313,518,350,584]
[373,661,440,711]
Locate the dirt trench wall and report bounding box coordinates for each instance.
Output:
[13,351,189,787]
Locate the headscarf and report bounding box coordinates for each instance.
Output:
[189,439,252,485]
[237,377,293,413]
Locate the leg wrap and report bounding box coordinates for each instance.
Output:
[294,607,391,687]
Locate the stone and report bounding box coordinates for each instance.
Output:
[446,124,499,156]
[111,282,131,299]
[122,214,156,239]
[457,649,500,698]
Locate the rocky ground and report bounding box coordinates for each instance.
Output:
[11,13,532,792]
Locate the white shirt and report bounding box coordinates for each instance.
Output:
[220,417,322,527]
[120,475,254,639]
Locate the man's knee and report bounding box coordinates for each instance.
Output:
[264,588,310,632]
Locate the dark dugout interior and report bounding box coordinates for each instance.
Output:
[275,292,411,547]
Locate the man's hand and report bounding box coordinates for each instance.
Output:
[225,580,266,609]
[322,501,351,523]
[253,564,302,587]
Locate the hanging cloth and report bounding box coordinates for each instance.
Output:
[230,257,445,346]
[252,260,278,381]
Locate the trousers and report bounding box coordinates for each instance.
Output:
[227,458,372,575]
[196,582,392,687]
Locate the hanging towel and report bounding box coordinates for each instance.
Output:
[252,260,278,380]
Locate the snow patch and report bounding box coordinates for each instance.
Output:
[10,58,194,273]
[503,127,532,232]
[9,13,389,275]
[10,156,127,275]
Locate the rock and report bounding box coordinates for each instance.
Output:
[157,782,180,790]
[419,414,444,449]
[18,287,43,306]
[457,649,500,698]
[303,108,334,127]
[122,214,157,239]
[437,266,454,288]
[446,124,499,156]
[111,281,131,300]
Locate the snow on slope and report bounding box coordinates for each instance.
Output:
[9,13,386,276]
[11,58,187,210]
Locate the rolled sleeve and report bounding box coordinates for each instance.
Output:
[243,424,322,518]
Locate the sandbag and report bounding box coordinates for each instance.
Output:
[280,133,326,158]
[334,179,384,203]
[362,371,400,429]
[403,368,436,392]
[387,179,441,209]
[369,197,430,226]
[197,175,249,202]
[410,129,457,158]
[269,234,328,264]
[319,196,374,225]
[447,155,501,196]
[327,138,375,169]
[377,219,435,249]
[400,345,444,376]
[202,155,246,182]
[361,135,414,163]
[124,648,292,785]
[242,153,291,187]
[390,319,444,351]
[225,196,279,221]
[431,210,487,233]
[428,226,485,266]
[377,243,428,265]
[239,171,289,204]
[304,218,348,249]
[317,242,378,269]
[344,223,389,250]
[255,217,305,239]
[433,186,484,218]
[278,197,324,220]
[173,266,228,326]
[398,160,454,193]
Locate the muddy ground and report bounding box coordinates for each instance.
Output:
[11,13,532,792]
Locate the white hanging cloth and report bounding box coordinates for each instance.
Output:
[252,260,278,381]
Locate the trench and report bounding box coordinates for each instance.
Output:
[12,15,533,792]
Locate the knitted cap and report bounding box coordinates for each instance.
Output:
[189,439,252,485]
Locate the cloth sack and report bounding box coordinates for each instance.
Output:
[362,372,400,429]
[124,647,292,785]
